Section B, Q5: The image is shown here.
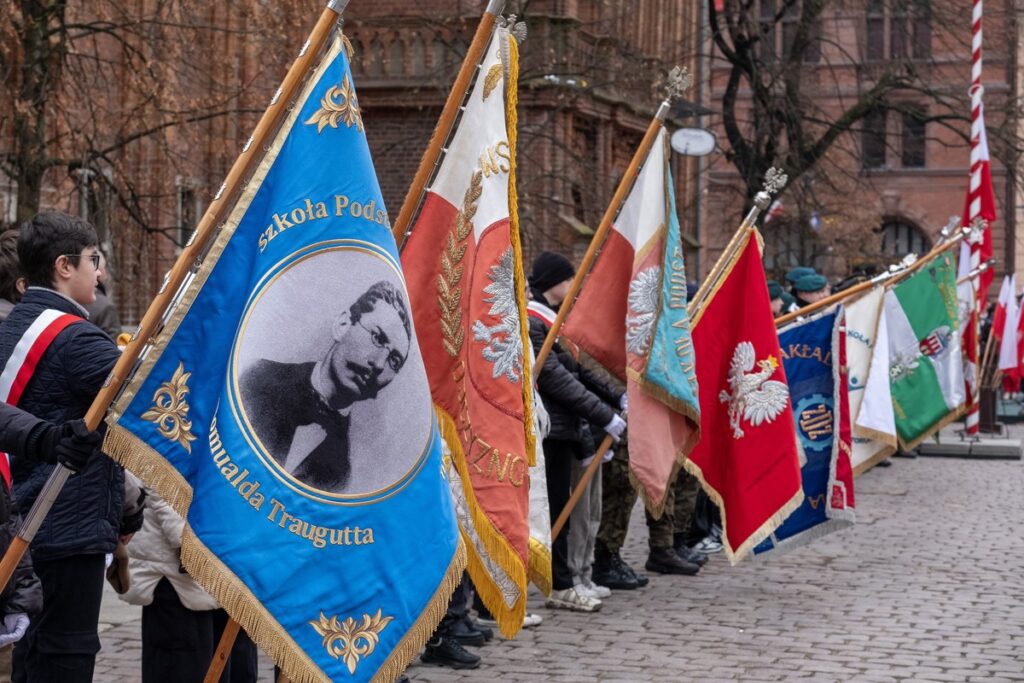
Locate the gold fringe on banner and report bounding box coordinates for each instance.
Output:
[106,420,468,683]
[505,34,536,468]
[437,408,527,638]
[103,425,193,519]
[898,403,966,452]
[527,537,552,597]
[682,457,804,566]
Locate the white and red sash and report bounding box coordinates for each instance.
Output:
[526,300,557,327]
[0,309,81,487]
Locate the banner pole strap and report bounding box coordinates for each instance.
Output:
[550,435,614,541]
[0,1,346,594]
[390,0,505,247]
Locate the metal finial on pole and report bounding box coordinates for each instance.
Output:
[753,167,787,212]
[655,66,692,121]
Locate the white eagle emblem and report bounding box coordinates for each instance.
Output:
[718,341,789,439]
[471,248,524,383]
[625,266,661,356]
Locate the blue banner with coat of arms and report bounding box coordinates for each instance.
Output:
[104,31,463,683]
[754,308,855,556]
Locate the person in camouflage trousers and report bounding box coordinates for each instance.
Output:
[593,444,708,586]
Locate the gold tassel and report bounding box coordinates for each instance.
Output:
[436,408,527,638]
[505,34,536,469]
[103,424,193,519]
[527,537,552,597]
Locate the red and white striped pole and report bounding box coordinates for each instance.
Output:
[964,0,984,435]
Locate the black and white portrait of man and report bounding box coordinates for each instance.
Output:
[235,249,431,495]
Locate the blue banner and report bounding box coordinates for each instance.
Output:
[106,34,462,682]
[754,308,853,556]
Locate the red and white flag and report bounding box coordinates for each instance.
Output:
[561,131,701,514]
[400,30,535,637]
[997,276,1020,374]
[962,102,996,299]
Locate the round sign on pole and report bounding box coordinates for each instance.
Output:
[670,128,716,157]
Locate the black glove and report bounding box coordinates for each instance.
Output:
[53,420,102,474]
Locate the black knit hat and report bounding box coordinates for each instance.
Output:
[529,251,575,293]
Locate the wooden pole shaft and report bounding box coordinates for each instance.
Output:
[550,435,614,541]
[390,0,504,246]
[532,114,667,379]
[0,5,343,594]
[204,618,242,683]
[774,231,965,328]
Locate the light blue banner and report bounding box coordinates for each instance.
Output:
[108,35,460,681]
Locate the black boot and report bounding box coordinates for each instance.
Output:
[593,545,638,590]
[611,552,648,588]
[461,613,492,642]
[449,615,486,646]
[421,636,481,669]
[674,534,708,566]
[645,548,700,576]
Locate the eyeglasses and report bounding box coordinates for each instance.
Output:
[61,253,101,270]
[354,317,406,374]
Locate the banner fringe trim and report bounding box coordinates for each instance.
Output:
[683,457,803,566]
[898,403,966,451]
[437,407,527,638]
[505,34,537,469]
[527,537,552,597]
[103,424,193,520]
[852,444,897,477]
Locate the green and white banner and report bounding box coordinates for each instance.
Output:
[883,252,965,449]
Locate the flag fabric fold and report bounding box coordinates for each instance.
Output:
[399,30,535,637]
[844,286,896,474]
[103,34,463,683]
[561,131,700,514]
[686,227,803,564]
[886,251,966,449]
[996,275,1019,373]
[754,308,854,556]
[957,242,980,434]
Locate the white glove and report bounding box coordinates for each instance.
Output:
[603,414,627,442]
[0,613,29,647]
[619,394,628,411]
[581,449,615,467]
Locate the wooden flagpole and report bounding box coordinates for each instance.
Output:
[550,436,613,541]
[532,67,692,378]
[390,0,505,246]
[774,222,966,328]
[203,618,242,683]
[687,168,788,321]
[0,0,349,622]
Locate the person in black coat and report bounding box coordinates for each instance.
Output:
[1,213,131,683]
[0,404,100,679]
[527,252,625,612]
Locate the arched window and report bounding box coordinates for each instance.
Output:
[879,219,930,258]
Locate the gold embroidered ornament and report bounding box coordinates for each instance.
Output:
[310,609,393,674]
[305,74,364,133]
[140,362,197,453]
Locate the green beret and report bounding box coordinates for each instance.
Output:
[785,266,817,285]
[781,292,798,311]
[794,273,828,293]
[767,280,784,300]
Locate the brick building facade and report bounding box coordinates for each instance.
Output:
[704,1,1020,283]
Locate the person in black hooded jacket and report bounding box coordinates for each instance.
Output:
[0,213,132,683]
[527,251,625,613]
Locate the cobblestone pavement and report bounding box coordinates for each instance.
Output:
[95,443,1024,682]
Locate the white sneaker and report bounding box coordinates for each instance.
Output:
[545,587,602,612]
[585,580,611,598]
[522,612,543,628]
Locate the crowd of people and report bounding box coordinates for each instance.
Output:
[0,210,855,682]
